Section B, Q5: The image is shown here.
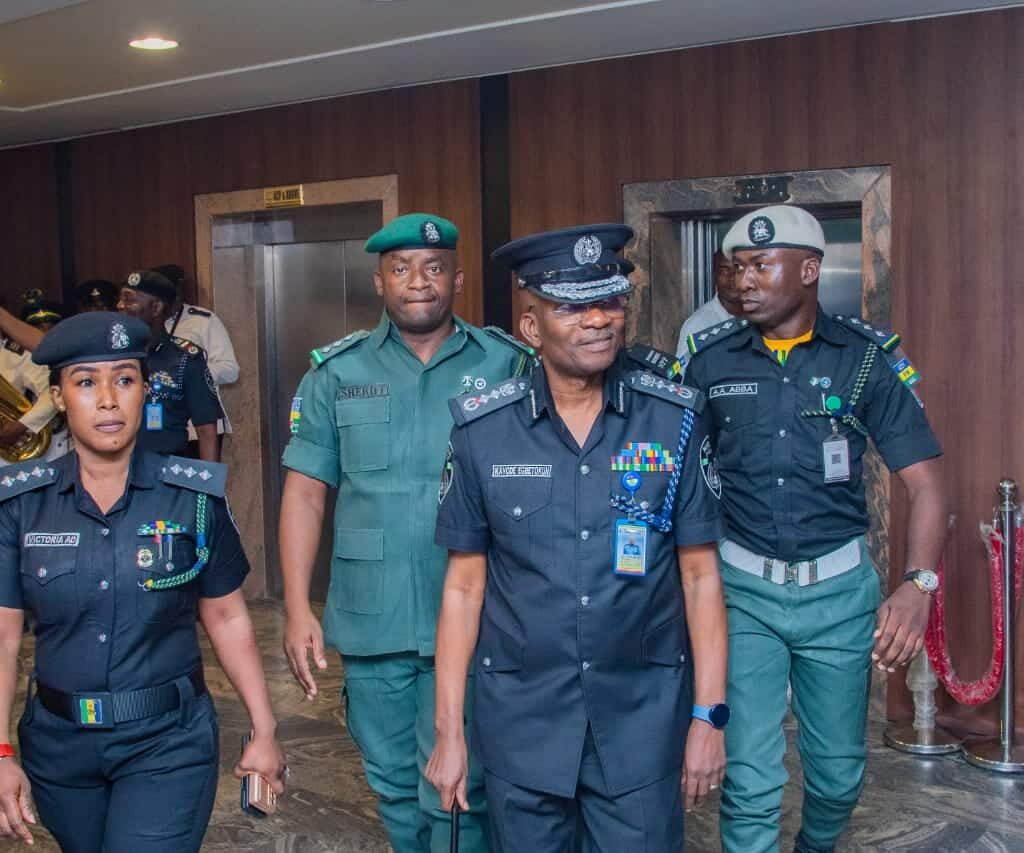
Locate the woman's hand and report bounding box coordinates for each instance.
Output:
[234,732,287,796]
[0,759,35,845]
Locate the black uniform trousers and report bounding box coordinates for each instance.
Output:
[18,675,219,853]
[484,726,684,853]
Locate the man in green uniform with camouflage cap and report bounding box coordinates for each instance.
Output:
[280,213,533,852]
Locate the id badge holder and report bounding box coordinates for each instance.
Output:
[145,402,164,431]
[822,419,850,484]
[614,519,649,576]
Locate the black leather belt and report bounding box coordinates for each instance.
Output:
[36,668,206,729]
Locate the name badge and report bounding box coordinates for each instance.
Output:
[614,519,648,576]
[823,426,850,484]
[145,402,164,431]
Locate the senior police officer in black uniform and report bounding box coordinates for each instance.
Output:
[426,225,729,851]
[118,270,223,462]
[683,205,946,853]
[0,312,284,851]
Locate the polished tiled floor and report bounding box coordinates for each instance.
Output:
[10,600,1024,852]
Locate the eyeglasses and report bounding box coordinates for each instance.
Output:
[550,294,629,322]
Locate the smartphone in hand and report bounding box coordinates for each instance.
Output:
[240,733,278,816]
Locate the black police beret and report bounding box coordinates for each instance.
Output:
[492,224,635,304]
[32,312,150,370]
[74,279,119,311]
[125,270,176,303]
[149,264,185,286]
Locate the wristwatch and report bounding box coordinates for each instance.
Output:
[903,569,939,594]
[692,703,731,730]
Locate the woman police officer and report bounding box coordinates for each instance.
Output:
[0,312,285,850]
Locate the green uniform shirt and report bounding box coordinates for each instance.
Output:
[282,312,531,657]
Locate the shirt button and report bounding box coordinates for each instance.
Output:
[100,528,110,537]
[580,464,591,475]
[512,506,523,519]
[482,657,491,667]
[783,377,791,384]
[724,415,732,423]
[99,580,110,591]
[36,567,47,578]
[98,633,108,644]
[581,595,590,606]
[777,477,785,486]
[582,661,591,671]
[779,429,787,437]
[640,501,649,510]
[580,530,590,541]
[679,653,687,663]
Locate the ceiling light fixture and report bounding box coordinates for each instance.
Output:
[129,37,179,51]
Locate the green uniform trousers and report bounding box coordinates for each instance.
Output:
[718,542,880,853]
[342,652,488,853]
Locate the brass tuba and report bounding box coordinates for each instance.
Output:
[0,373,52,463]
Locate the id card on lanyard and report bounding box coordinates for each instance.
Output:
[145,402,164,431]
[614,519,649,576]
[823,419,850,484]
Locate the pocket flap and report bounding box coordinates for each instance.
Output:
[642,615,687,667]
[334,528,384,561]
[478,624,525,672]
[488,479,552,520]
[335,397,390,427]
[21,562,75,587]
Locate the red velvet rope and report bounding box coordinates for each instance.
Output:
[925,524,1024,705]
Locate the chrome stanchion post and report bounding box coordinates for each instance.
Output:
[963,479,1024,772]
[884,651,960,754]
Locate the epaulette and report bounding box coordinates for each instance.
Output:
[0,462,57,502]
[628,370,705,414]
[3,338,24,355]
[449,377,529,426]
[685,318,749,356]
[186,306,211,318]
[310,330,369,368]
[483,326,537,377]
[161,457,226,497]
[623,344,682,381]
[832,315,901,353]
[171,336,203,357]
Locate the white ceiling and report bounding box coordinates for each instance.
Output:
[0,0,1018,148]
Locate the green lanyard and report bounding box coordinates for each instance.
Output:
[140,493,211,591]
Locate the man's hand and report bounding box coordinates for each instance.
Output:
[283,607,327,700]
[0,422,29,452]
[681,720,725,811]
[0,759,35,845]
[234,731,288,796]
[873,581,931,672]
[425,731,469,812]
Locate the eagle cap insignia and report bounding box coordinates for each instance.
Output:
[422,221,441,244]
[127,272,142,286]
[573,234,603,265]
[748,216,775,245]
[110,323,130,350]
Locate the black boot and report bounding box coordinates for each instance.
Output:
[794,832,834,853]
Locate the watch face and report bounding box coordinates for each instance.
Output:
[917,570,939,592]
[709,703,731,728]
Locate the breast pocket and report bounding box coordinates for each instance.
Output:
[486,478,553,562]
[20,548,79,624]
[710,394,757,468]
[795,421,866,487]
[135,534,196,624]
[333,528,385,615]
[336,397,390,472]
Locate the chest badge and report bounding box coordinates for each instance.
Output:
[461,375,487,391]
[138,519,188,564]
[137,547,154,569]
[809,376,832,389]
[611,442,675,473]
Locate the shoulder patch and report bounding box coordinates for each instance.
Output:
[310,329,370,368]
[832,315,901,353]
[171,336,203,357]
[0,462,57,502]
[482,326,537,377]
[160,456,226,497]
[623,344,682,381]
[186,306,212,318]
[686,318,749,356]
[3,339,24,355]
[449,377,529,426]
[629,370,705,414]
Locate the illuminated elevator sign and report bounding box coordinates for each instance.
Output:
[263,184,304,208]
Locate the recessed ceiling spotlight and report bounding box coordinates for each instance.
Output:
[129,37,179,51]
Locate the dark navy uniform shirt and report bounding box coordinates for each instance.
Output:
[435,362,721,797]
[684,308,942,561]
[0,449,248,693]
[138,333,222,456]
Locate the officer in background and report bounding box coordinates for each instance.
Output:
[280,213,534,853]
[0,312,284,851]
[0,323,60,466]
[19,290,64,333]
[427,224,728,851]
[683,205,946,853]
[118,270,223,462]
[675,250,744,361]
[74,279,119,313]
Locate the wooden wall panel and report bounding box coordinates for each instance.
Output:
[0,144,60,306]
[509,9,1024,733]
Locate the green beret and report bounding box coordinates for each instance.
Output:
[365,213,458,254]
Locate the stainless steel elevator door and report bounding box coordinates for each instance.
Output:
[265,240,379,602]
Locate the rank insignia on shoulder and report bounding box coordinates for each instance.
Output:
[686,319,749,356]
[832,315,901,352]
[623,344,682,381]
[629,371,705,413]
[3,338,24,355]
[0,463,57,502]
[171,336,202,356]
[310,329,369,368]
[450,378,529,426]
[483,326,537,376]
[187,307,212,318]
[161,457,227,497]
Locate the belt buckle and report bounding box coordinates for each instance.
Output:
[72,692,114,729]
[784,562,799,584]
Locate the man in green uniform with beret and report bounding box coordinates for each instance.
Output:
[280,213,533,852]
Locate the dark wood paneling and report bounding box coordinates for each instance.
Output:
[0,145,61,308]
[509,9,1024,732]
